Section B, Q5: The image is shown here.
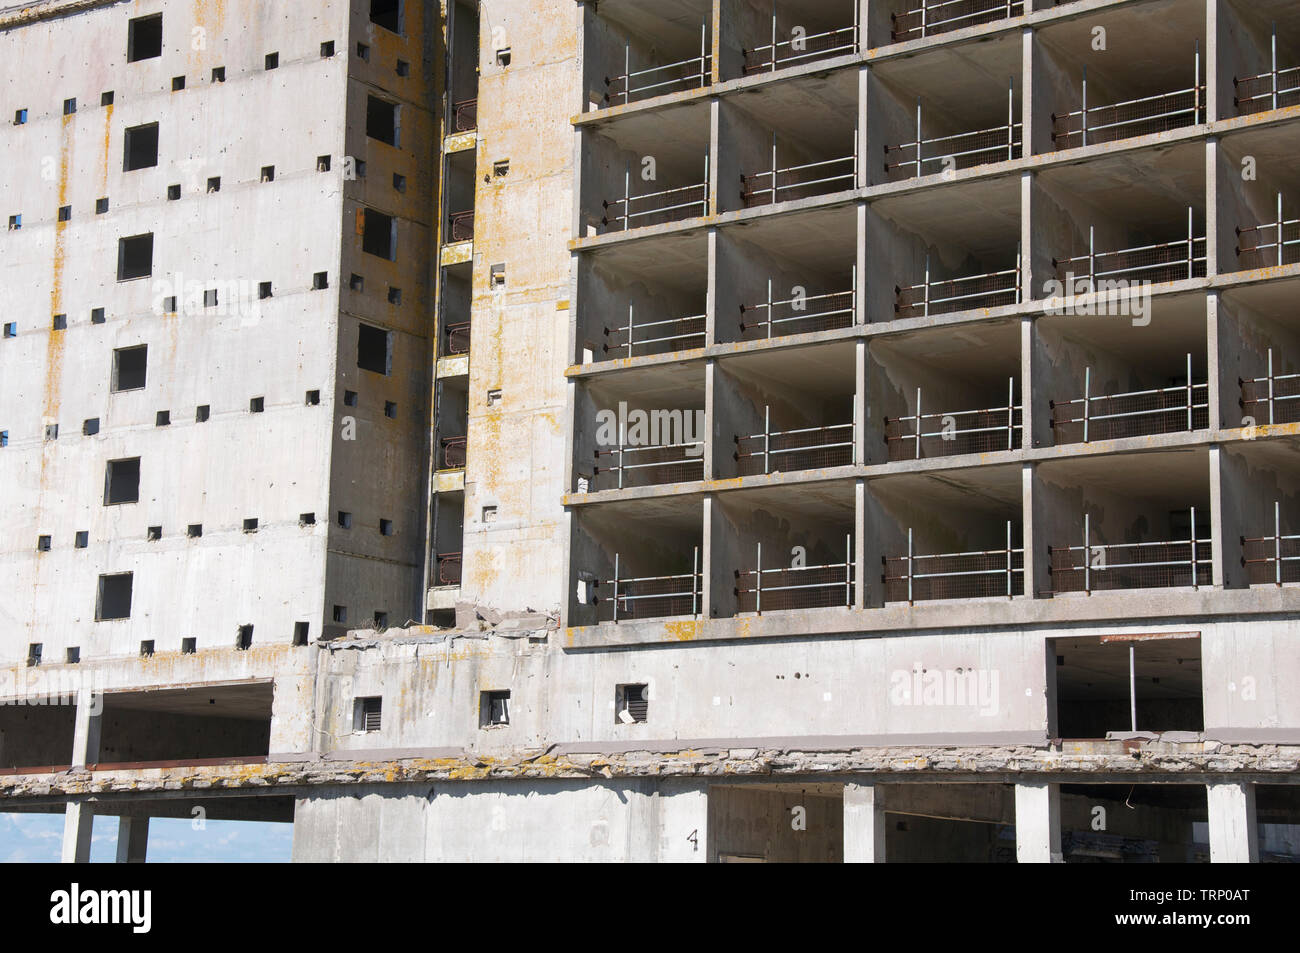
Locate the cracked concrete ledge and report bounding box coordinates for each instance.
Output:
[0,0,121,29]
[5,741,1300,800]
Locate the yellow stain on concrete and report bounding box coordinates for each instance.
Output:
[663,620,702,642]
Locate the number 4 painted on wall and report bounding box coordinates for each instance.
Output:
[687,829,699,852]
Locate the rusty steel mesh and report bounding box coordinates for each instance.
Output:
[885,128,1021,179]
[884,407,1022,460]
[441,436,467,469]
[592,446,704,491]
[1051,387,1208,444]
[604,62,710,106]
[1052,87,1202,150]
[604,183,708,230]
[604,315,706,357]
[449,210,474,242]
[1233,75,1300,115]
[444,322,471,356]
[1048,541,1211,593]
[883,549,1024,602]
[1055,238,1207,284]
[1236,220,1300,270]
[595,572,702,622]
[1241,376,1300,425]
[1242,535,1300,585]
[437,553,462,586]
[735,424,854,475]
[735,564,854,612]
[739,292,854,338]
[895,272,1018,318]
[742,29,856,74]
[891,0,1024,42]
[740,157,855,207]
[453,99,477,131]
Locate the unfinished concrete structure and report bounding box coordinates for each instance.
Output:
[5,0,1300,862]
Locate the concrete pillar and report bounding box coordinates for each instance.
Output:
[1207,781,1258,863]
[854,479,867,610]
[1015,781,1062,863]
[843,782,887,862]
[70,686,101,769]
[61,802,94,863]
[658,780,708,863]
[116,816,149,863]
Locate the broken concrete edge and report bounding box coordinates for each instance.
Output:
[5,741,1300,799]
[0,0,122,30]
[338,612,560,647]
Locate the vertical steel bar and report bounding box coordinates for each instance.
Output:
[923,252,931,317]
[624,43,630,105]
[1188,205,1195,279]
[1187,352,1194,432]
[1268,347,1276,425]
[1194,41,1201,124]
[693,545,700,616]
[1083,366,1092,443]
[1006,520,1013,597]
[845,534,852,606]
[1276,500,1283,587]
[623,162,630,231]
[907,526,914,604]
[764,404,771,473]
[1190,505,1198,588]
[771,0,777,72]
[1084,512,1091,594]
[915,97,923,176]
[613,552,620,622]
[1129,644,1137,732]
[767,277,773,339]
[756,542,762,614]
[1089,225,1096,285]
[1279,192,1285,268]
[1008,76,1015,160]
[1081,66,1088,147]
[915,387,923,460]
[1008,376,1015,449]
[1273,23,1279,110]
[626,303,634,358]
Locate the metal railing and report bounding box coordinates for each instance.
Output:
[440,436,467,469]
[1052,47,1203,150]
[884,522,1023,603]
[1237,193,1300,270]
[741,136,857,206]
[1234,24,1300,115]
[735,406,855,475]
[735,537,854,612]
[592,440,704,490]
[1241,348,1300,426]
[436,552,462,586]
[449,210,474,242]
[1048,511,1211,594]
[742,7,859,74]
[603,305,705,358]
[884,378,1022,460]
[604,25,711,106]
[1054,210,1208,286]
[891,0,1024,43]
[453,98,477,131]
[895,249,1021,319]
[602,156,710,231]
[885,83,1021,179]
[1050,354,1208,444]
[740,274,856,338]
[597,548,702,622]
[1242,502,1300,586]
[444,321,471,356]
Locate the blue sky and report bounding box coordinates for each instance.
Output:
[0,813,293,863]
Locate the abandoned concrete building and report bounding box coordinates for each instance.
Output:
[3,0,1300,863]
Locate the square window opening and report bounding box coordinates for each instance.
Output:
[366,96,399,146]
[357,323,392,375]
[354,695,383,732]
[187,523,202,538]
[96,573,134,621]
[480,690,511,727]
[104,457,141,505]
[127,14,163,62]
[360,208,396,260]
[181,637,197,654]
[117,233,154,281]
[195,404,210,423]
[123,122,159,171]
[293,621,310,646]
[112,344,148,391]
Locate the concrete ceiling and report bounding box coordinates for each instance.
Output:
[599,0,712,56]
[1038,142,1206,228]
[723,480,856,524]
[874,175,1021,261]
[1039,448,1211,502]
[590,228,709,296]
[102,681,274,720]
[722,339,857,398]
[727,203,857,273]
[1039,0,1206,93]
[587,360,705,407]
[731,69,860,156]
[596,98,712,177]
[872,463,1023,514]
[1054,633,1203,702]
[1225,275,1300,319]
[873,318,1021,390]
[1039,289,1206,366]
[583,495,704,535]
[874,31,1023,131]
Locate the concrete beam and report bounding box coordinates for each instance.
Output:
[70,687,101,770]
[844,782,887,862]
[1015,781,1062,863]
[1207,781,1258,863]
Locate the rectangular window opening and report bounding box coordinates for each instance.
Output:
[360,208,396,260]
[111,344,148,391]
[480,690,511,727]
[117,233,154,281]
[123,122,159,171]
[366,96,399,146]
[104,457,141,505]
[96,573,134,621]
[293,622,309,646]
[355,696,382,732]
[616,683,649,724]
[357,323,392,375]
[236,625,254,650]
[127,14,163,62]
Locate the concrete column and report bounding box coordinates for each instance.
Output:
[1207,781,1258,863]
[61,803,93,864]
[843,782,887,862]
[855,202,867,324]
[658,779,708,862]
[854,479,867,610]
[1020,172,1034,301]
[70,686,101,769]
[1205,137,1219,277]
[1022,462,1044,599]
[857,67,869,189]
[1015,781,1062,863]
[708,98,720,216]
[705,227,718,345]
[116,816,149,864]
[1209,445,1229,589]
